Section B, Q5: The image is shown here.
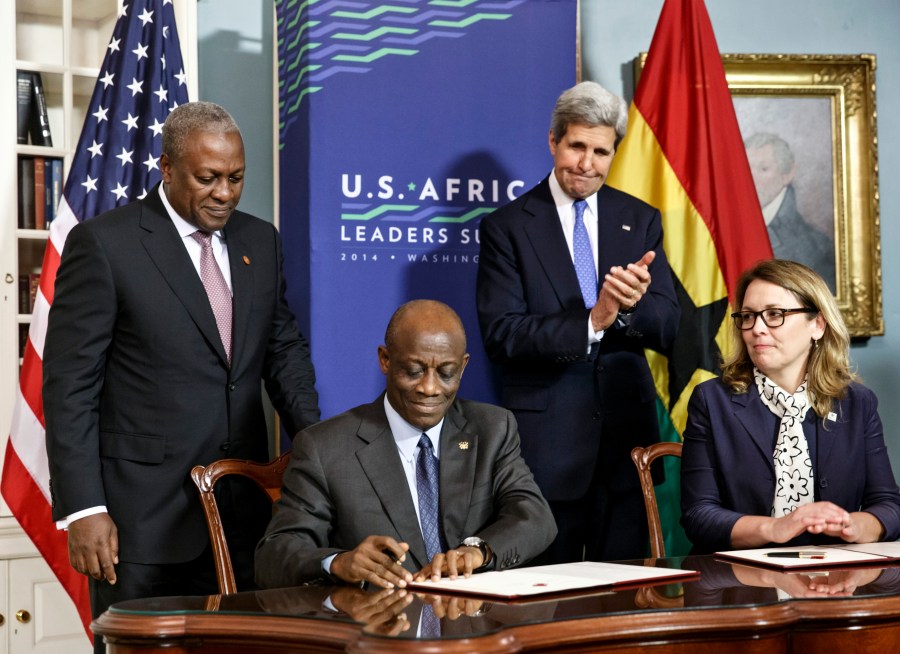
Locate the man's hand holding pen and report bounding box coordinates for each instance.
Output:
[330,536,412,589]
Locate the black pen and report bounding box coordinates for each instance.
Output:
[764,551,826,559]
[382,548,407,565]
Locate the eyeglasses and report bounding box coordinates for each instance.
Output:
[731,307,818,330]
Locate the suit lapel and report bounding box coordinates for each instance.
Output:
[355,402,430,568]
[521,179,585,309]
[732,390,776,474]
[814,400,840,485]
[138,189,229,366]
[225,219,253,370]
[438,401,477,548]
[596,184,639,273]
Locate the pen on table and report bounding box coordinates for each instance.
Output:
[764,551,826,559]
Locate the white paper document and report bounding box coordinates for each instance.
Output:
[716,544,895,569]
[407,561,697,598]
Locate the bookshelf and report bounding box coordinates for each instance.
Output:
[1,1,197,650]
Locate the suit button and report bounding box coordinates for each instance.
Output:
[220,441,231,451]
[228,383,236,391]
[593,412,601,420]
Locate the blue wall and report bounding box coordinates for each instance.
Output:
[198,0,900,473]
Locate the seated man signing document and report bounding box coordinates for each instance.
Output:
[256,300,556,589]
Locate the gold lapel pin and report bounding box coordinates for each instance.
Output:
[458,441,469,450]
[242,255,250,265]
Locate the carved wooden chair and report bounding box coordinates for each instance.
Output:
[630,442,683,559]
[190,451,291,594]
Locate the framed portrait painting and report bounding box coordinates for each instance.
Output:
[636,54,882,337]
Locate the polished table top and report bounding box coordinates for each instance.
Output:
[95,555,900,652]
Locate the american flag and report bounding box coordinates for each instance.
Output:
[1,0,188,641]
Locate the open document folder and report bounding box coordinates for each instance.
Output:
[407,561,698,599]
[716,542,900,570]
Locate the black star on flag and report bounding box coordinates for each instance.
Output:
[666,276,729,411]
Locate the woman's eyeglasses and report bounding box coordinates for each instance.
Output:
[731,308,818,330]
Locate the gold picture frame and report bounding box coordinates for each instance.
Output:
[635,53,882,337]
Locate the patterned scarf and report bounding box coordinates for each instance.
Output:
[754,368,814,517]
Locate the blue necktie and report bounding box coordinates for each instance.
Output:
[416,434,447,561]
[419,604,442,639]
[572,199,597,309]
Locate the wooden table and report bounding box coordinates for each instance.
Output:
[93,555,900,653]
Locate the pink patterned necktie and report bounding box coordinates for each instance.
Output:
[191,230,232,364]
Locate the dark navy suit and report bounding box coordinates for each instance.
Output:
[476,177,679,561]
[44,185,319,622]
[681,378,900,553]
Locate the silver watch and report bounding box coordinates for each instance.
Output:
[461,536,492,567]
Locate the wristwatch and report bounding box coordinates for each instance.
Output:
[460,536,492,568]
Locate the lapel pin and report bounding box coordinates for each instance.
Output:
[622,225,632,231]
[827,411,837,422]
[458,441,469,450]
[242,255,250,265]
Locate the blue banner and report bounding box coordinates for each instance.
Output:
[277,0,576,418]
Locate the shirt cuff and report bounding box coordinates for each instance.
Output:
[587,316,605,346]
[57,505,108,530]
[322,552,339,575]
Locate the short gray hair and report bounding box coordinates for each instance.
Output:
[162,101,241,161]
[550,81,629,147]
[744,132,794,175]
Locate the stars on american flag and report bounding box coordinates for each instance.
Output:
[121,112,139,131]
[64,0,189,213]
[133,42,150,61]
[116,147,134,167]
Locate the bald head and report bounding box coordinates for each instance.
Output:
[384,300,467,352]
[379,300,469,430]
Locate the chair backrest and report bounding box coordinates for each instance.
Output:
[190,451,291,595]
[630,442,683,559]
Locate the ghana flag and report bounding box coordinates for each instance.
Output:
[606,0,773,555]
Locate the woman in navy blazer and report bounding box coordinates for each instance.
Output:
[682,259,900,554]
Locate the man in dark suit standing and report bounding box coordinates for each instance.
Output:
[476,82,679,563]
[255,300,555,589]
[43,102,320,639]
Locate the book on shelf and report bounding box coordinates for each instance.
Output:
[18,157,35,229]
[17,70,33,145]
[28,273,41,312]
[18,274,41,314]
[49,157,63,223]
[18,276,30,314]
[34,156,46,230]
[29,72,53,147]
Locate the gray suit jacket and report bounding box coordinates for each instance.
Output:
[255,396,556,588]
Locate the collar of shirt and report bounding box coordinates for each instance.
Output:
[761,186,788,225]
[159,185,232,291]
[383,395,444,462]
[548,171,599,271]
